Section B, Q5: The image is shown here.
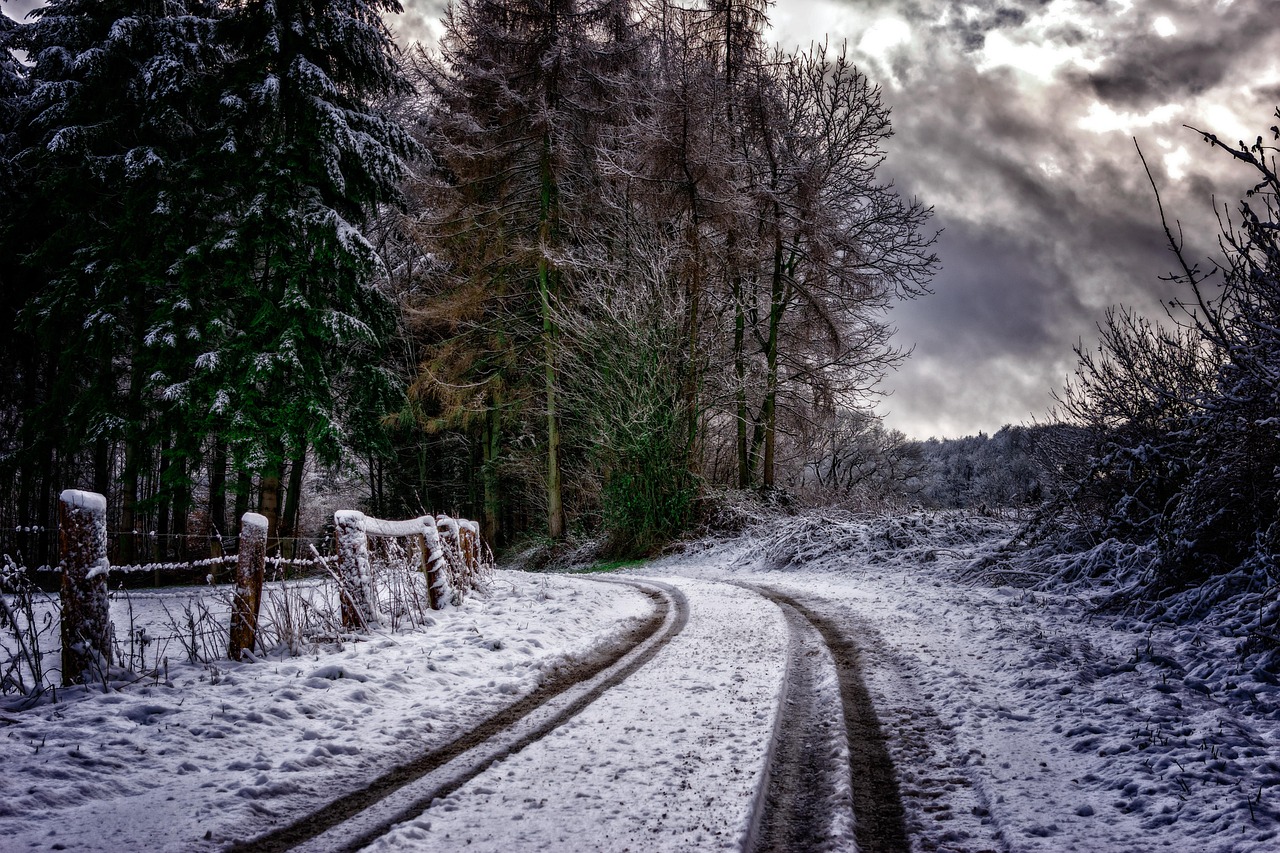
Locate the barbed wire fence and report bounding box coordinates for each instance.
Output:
[2,491,492,701]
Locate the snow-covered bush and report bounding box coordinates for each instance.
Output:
[1035,110,1280,639]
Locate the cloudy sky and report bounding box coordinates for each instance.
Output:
[7,0,1278,439]
[763,0,1279,439]
[353,0,1280,439]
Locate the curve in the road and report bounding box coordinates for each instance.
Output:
[748,585,910,853]
[223,578,688,853]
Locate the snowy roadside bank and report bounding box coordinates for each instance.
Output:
[643,513,1280,852]
[0,571,651,852]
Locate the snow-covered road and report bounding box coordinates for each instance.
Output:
[639,517,1280,853]
[3,514,1279,852]
[365,577,788,852]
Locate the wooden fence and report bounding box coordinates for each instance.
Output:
[50,491,489,679]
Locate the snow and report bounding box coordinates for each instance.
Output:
[637,514,1280,852]
[3,511,1278,851]
[0,571,652,851]
[365,578,788,852]
[332,510,380,628]
[239,511,269,534]
[59,489,107,514]
[56,489,110,583]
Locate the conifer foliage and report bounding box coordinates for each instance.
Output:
[205,0,417,538]
[0,0,415,552]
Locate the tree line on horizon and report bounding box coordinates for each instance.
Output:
[0,0,939,560]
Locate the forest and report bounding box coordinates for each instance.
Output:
[2,0,1279,620]
[0,0,939,562]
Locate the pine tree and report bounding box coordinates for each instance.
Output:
[0,10,32,528]
[0,10,22,195]
[203,0,416,539]
[11,0,224,548]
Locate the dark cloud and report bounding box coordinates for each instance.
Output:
[1079,15,1262,107]
[894,220,1091,362]
[799,0,1280,437]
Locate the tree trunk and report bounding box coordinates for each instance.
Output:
[539,133,565,540]
[683,184,702,470]
[209,438,227,558]
[92,342,112,497]
[734,278,750,489]
[92,441,110,498]
[541,269,564,540]
[16,348,40,528]
[482,402,502,547]
[38,355,58,534]
[257,466,281,554]
[367,451,383,518]
[155,436,171,565]
[119,435,139,565]
[171,453,190,562]
[762,232,786,490]
[119,301,147,565]
[233,469,251,525]
[280,440,306,557]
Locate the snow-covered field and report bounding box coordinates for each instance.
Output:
[3,512,1278,852]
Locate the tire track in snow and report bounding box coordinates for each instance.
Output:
[742,593,856,853]
[223,578,687,853]
[812,598,1011,853]
[748,586,910,853]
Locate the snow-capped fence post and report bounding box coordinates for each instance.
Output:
[331,510,487,617]
[227,513,268,661]
[58,489,113,686]
[459,522,480,575]
[334,511,379,631]
[437,515,461,561]
[416,516,450,611]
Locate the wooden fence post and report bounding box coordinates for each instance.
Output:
[334,511,379,630]
[227,512,268,661]
[416,517,450,611]
[436,515,460,560]
[58,489,113,686]
[459,522,479,574]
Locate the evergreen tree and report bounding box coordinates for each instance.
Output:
[11,0,223,548]
[0,10,22,195]
[0,9,31,529]
[205,0,416,539]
